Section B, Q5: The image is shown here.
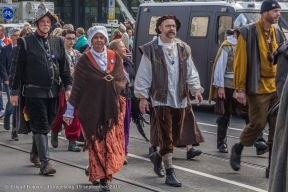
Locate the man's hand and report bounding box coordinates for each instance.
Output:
[4,81,9,85]
[63,117,73,126]
[236,92,247,106]
[65,90,71,101]
[10,96,19,106]
[218,87,225,99]
[139,98,149,114]
[70,67,74,75]
[194,92,203,106]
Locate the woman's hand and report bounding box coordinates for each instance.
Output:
[218,87,225,99]
[63,117,73,126]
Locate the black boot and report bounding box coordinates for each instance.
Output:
[3,116,10,130]
[216,115,230,153]
[165,168,182,187]
[266,148,272,178]
[30,135,41,168]
[99,179,110,192]
[149,151,165,177]
[50,132,58,148]
[254,133,268,155]
[149,146,157,155]
[35,134,56,175]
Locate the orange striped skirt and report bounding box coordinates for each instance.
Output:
[83,96,126,181]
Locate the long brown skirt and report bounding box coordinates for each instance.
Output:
[150,106,205,147]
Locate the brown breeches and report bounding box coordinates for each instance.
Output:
[240,92,278,148]
[153,106,186,156]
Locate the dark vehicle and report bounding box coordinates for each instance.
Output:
[133,1,288,99]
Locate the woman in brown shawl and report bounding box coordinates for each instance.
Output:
[63,26,127,192]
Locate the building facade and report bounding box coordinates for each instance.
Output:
[12,0,140,30]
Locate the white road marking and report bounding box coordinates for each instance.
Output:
[198,122,268,136]
[128,154,267,192]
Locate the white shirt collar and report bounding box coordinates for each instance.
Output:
[227,35,237,45]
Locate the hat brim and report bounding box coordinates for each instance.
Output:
[34,11,57,25]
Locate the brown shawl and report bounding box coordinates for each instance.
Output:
[69,50,126,144]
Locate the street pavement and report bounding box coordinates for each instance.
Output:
[0,95,270,192]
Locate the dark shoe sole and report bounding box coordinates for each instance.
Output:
[40,169,56,175]
[219,149,228,153]
[68,148,81,152]
[92,180,100,186]
[230,145,241,171]
[12,137,19,141]
[165,181,182,187]
[187,151,202,159]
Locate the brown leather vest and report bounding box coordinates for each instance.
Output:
[223,45,236,74]
[139,38,190,104]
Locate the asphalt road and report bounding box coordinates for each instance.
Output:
[0,95,270,192]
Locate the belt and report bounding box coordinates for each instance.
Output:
[25,84,52,90]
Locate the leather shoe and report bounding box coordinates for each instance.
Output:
[68,141,81,152]
[149,146,157,155]
[99,179,110,192]
[230,144,241,171]
[149,151,165,177]
[218,143,228,153]
[187,148,202,159]
[254,141,268,155]
[165,168,182,187]
[40,163,56,175]
[30,157,41,168]
[50,132,58,148]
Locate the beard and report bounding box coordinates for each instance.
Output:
[266,14,279,24]
[165,31,176,39]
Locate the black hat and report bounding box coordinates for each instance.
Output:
[155,14,181,34]
[260,0,281,14]
[226,29,234,35]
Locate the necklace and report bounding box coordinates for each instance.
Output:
[163,43,176,65]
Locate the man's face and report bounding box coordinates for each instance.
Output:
[65,33,76,49]
[158,19,177,39]
[92,33,107,50]
[264,8,281,24]
[37,16,51,34]
[0,27,5,39]
[11,31,20,45]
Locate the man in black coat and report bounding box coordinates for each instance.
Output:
[0,27,20,140]
[9,3,72,175]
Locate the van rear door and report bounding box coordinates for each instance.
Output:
[186,9,214,99]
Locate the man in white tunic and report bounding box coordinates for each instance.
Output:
[134,15,203,187]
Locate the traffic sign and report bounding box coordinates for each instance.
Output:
[2,7,14,20]
[0,3,19,8]
[108,0,115,20]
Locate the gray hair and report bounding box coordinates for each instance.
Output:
[119,23,126,31]
[9,27,21,37]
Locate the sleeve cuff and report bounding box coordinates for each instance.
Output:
[134,93,149,99]
[63,102,74,118]
[65,85,72,91]
[11,89,19,96]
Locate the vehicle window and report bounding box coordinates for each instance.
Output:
[218,16,233,44]
[190,17,209,37]
[149,16,161,35]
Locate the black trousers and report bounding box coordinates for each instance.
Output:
[25,97,59,135]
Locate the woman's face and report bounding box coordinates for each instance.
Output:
[115,41,126,59]
[127,30,133,37]
[92,33,107,52]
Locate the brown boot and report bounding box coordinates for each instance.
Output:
[30,157,41,168]
[40,163,56,175]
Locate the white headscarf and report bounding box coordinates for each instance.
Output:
[87,26,109,47]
